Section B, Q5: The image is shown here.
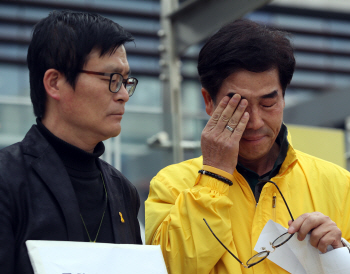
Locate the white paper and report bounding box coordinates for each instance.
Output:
[320,247,350,274]
[287,233,324,274]
[254,220,350,274]
[254,220,306,274]
[26,240,167,274]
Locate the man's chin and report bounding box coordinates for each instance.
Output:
[111,128,121,138]
[238,148,270,163]
[102,127,121,140]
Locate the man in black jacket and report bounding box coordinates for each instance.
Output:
[0,10,142,274]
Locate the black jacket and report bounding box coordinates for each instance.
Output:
[0,126,142,274]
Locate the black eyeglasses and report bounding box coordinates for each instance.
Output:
[80,70,138,96]
[204,180,294,268]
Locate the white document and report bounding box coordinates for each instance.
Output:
[254,220,350,274]
[26,240,168,274]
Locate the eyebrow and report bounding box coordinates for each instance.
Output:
[260,90,278,99]
[227,90,278,100]
[104,65,130,76]
[227,92,247,101]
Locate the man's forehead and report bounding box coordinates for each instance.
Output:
[217,68,283,100]
[87,46,124,59]
[104,64,130,75]
[85,46,130,74]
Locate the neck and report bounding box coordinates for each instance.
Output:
[42,117,97,153]
[238,142,280,176]
[36,118,105,171]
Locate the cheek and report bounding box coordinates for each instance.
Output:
[76,83,110,109]
[62,97,86,118]
[263,107,284,131]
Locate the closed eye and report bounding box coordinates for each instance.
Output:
[261,90,278,108]
[262,103,276,108]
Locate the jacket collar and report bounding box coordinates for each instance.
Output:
[96,161,132,243]
[22,126,85,241]
[275,129,299,178]
[22,125,129,243]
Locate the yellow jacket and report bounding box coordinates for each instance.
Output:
[145,143,350,274]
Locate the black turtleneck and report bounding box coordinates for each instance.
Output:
[36,119,114,243]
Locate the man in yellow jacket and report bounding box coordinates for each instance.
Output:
[145,19,350,274]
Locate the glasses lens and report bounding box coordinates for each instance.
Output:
[110,73,123,93]
[125,78,137,96]
[272,232,293,248]
[247,251,269,267]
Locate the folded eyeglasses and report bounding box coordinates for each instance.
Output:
[204,180,295,268]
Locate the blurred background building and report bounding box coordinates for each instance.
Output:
[1,0,350,226]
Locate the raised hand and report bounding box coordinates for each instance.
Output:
[201,94,249,174]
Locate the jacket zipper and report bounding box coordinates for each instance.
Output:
[272,193,277,222]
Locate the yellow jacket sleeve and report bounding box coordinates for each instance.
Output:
[341,182,350,243]
[145,166,239,274]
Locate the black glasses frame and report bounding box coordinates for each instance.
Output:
[204,179,295,268]
[79,70,138,96]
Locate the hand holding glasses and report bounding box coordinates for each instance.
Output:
[204,180,295,268]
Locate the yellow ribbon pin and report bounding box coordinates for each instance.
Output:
[119,212,125,223]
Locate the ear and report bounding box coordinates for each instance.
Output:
[43,69,63,101]
[201,88,215,116]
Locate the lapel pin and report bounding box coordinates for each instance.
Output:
[119,212,125,223]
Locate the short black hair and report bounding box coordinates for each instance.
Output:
[197,19,295,101]
[27,10,134,118]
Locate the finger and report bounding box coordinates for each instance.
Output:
[317,231,343,252]
[214,94,243,132]
[312,231,342,253]
[204,96,231,131]
[318,234,330,253]
[289,212,331,241]
[308,221,342,252]
[230,111,249,141]
[216,94,248,132]
[309,226,328,249]
[225,99,248,135]
[297,213,330,241]
[288,213,309,234]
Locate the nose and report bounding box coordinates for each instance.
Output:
[113,84,129,103]
[245,105,264,130]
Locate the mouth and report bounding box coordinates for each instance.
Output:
[241,135,265,142]
[108,113,124,120]
[109,111,124,116]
